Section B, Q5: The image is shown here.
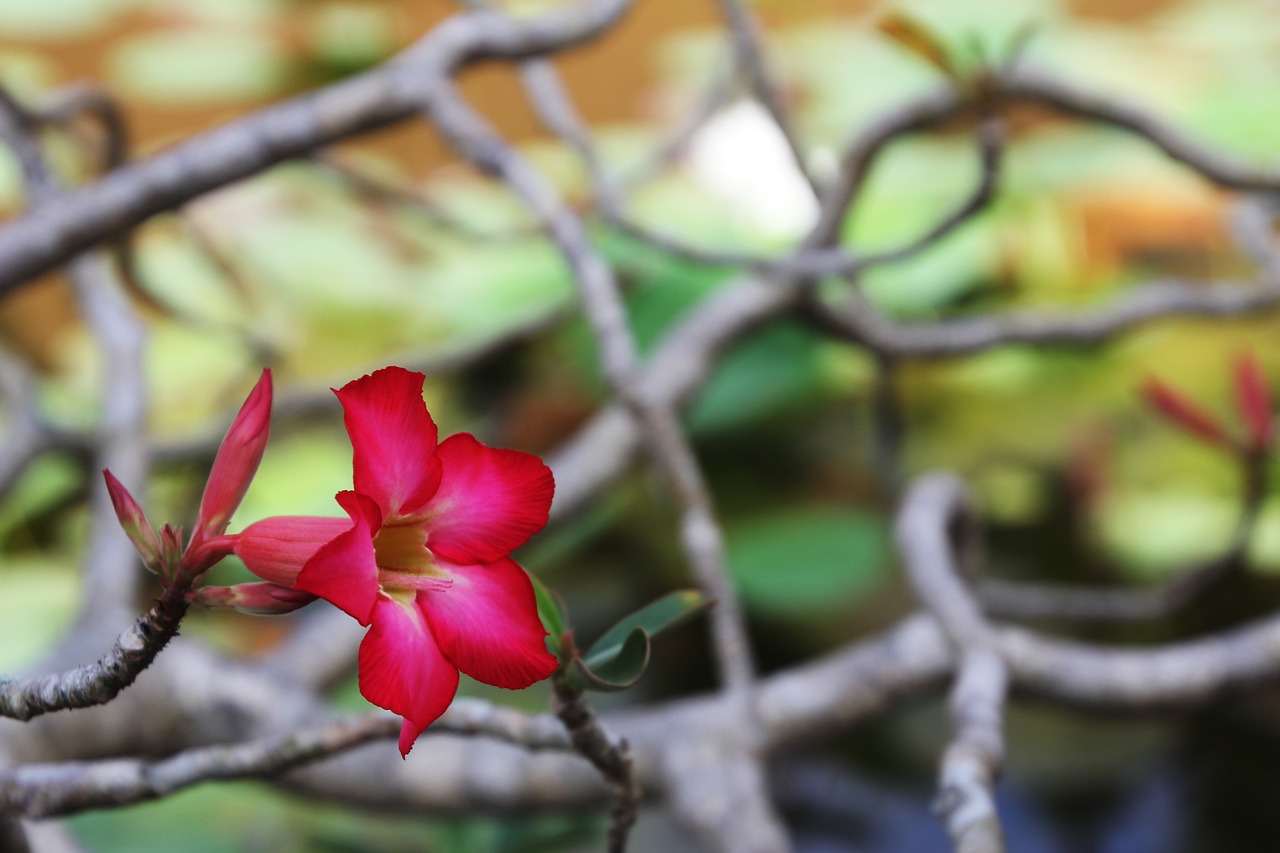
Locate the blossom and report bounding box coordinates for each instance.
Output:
[233,366,557,756]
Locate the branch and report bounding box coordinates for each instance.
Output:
[997,66,1280,191]
[416,67,787,851]
[418,69,758,697]
[711,0,819,198]
[0,585,189,721]
[0,86,149,625]
[0,701,573,819]
[552,682,638,853]
[820,276,1280,357]
[980,450,1267,621]
[0,713,397,818]
[897,475,1007,852]
[0,0,630,297]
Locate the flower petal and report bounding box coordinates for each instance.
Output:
[423,433,554,565]
[359,595,460,757]
[336,367,441,518]
[296,491,383,626]
[422,557,557,689]
[235,515,351,587]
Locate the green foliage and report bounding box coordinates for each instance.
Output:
[0,554,78,671]
[0,0,135,39]
[726,508,890,618]
[109,31,290,104]
[554,589,714,692]
[65,780,598,853]
[0,454,81,544]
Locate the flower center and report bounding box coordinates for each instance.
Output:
[371,519,451,598]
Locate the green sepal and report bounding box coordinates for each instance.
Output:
[529,572,568,658]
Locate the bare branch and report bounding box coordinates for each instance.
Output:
[419,70,758,697]
[0,346,53,501]
[0,0,630,298]
[1,714,397,818]
[552,682,638,853]
[0,86,150,625]
[417,65,787,850]
[997,66,1280,191]
[0,585,188,722]
[820,275,1280,358]
[1,702,572,819]
[979,450,1266,621]
[711,0,818,197]
[897,475,1007,852]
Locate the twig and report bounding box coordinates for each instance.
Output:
[0,86,149,625]
[612,70,736,190]
[0,703,573,819]
[308,150,542,242]
[0,585,189,721]
[1231,194,1280,278]
[0,0,631,297]
[418,71,758,698]
[995,66,1280,191]
[897,475,1007,853]
[66,250,150,625]
[819,275,1280,357]
[418,58,787,850]
[552,680,639,853]
[0,713,398,818]
[0,815,30,853]
[0,346,52,502]
[712,0,818,197]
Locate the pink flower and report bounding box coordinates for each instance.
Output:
[233,366,558,756]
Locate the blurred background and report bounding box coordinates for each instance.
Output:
[4,0,1280,850]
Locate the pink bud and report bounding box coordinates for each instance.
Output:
[103,469,163,574]
[232,515,352,587]
[1143,377,1230,448]
[190,582,317,616]
[189,370,272,551]
[1234,353,1273,452]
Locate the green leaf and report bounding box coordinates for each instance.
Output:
[108,30,290,105]
[568,627,650,693]
[583,589,713,667]
[688,322,830,433]
[0,0,132,40]
[726,508,890,617]
[563,590,713,693]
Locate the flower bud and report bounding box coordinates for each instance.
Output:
[1143,377,1230,448]
[190,370,273,550]
[1234,353,1274,453]
[190,582,316,615]
[103,469,163,574]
